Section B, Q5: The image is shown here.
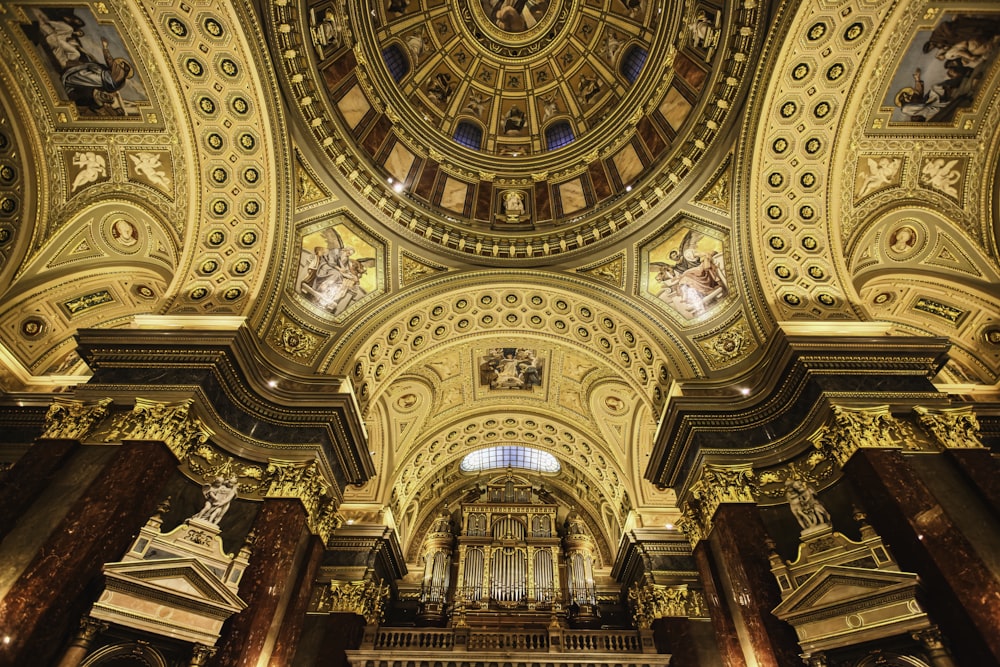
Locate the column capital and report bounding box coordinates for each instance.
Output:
[40,397,112,441]
[189,644,217,666]
[314,579,389,625]
[104,398,212,459]
[915,406,985,450]
[678,464,756,545]
[813,405,907,466]
[627,582,707,629]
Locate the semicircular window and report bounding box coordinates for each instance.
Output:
[620,45,648,84]
[453,120,484,150]
[461,446,560,474]
[382,44,409,82]
[544,121,574,151]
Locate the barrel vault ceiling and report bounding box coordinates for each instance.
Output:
[0,0,998,560]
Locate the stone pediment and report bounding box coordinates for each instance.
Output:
[772,565,919,620]
[101,558,246,610]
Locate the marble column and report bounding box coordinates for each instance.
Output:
[313,612,367,667]
[692,541,746,667]
[651,617,700,665]
[0,441,175,666]
[707,504,802,667]
[210,498,310,667]
[843,448,1000,665]
[944,448,1000,519]
[0,439,78,541]
[54,616,108,667]
[269,535,325,665]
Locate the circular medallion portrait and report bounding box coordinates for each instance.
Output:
[110,218,139,247]
[887,225,917,255]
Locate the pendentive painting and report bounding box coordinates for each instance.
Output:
[295,217,381,318]
[479,348,545,390]
[21,6,148,119]
[642,225,730,320]
[883,13,1000,124]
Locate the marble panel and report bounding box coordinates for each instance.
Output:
[589,162,612,198]
[337,84,371,130]
[533,182,551,221]
[475,181,493,221]
[659,86,692,131]
[558,178,587,215]
[270,536,325,665]
[612,143,644,188]
[0,439,78,541]
[693,541,746,667]
[674,52,707,91]
[440,177,470,213]
[384,142,415,184]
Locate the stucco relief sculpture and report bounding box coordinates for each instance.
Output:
[915,406,983,449]
[41,397,112,441]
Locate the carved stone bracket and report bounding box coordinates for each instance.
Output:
[914,406,984,450]
[678,463,756,544]
[104,398,212,459]
[812,405,907,467]
[314,579,389,625]
[40,397,112,441]
[627,583,707,628]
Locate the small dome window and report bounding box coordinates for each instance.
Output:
[544,121,575,151]
[620,46,648,83]
[453,120,484,150]
[460,446,560,473]
[382,44,409,82]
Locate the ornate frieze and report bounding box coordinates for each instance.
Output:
[314,579,389,625]
[812,405,907,466]
[40,397,112,441]
[627,583,707,629]
[914,406,984,450]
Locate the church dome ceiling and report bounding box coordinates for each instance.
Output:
[276,0,761,259]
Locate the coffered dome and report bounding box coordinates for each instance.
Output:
[281,0,758,258]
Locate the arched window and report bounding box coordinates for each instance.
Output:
[460,446,560,473]
[544,121,574,150]
[620,45,648,83]
[382,44,409,82]
[453,120,483,150]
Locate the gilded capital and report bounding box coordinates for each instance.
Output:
[914,406,984,450]
[41,397,112,441]
[813,405,905,466]
[265,460,341,542]
[104,398,212,459]
[315,579,389,625]
[628,583,707,629]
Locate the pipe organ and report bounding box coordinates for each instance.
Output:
[418,473,600,627]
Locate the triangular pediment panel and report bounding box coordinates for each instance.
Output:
[773,565,918,618]
[103,557,244,608]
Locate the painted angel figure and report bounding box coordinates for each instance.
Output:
[71,151,107,191]
[129,152,171,190]
[857,157,900,197]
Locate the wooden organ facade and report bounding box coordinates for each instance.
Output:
[417,473,599,627]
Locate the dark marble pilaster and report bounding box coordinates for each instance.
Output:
[315,613,366,667]
[945,448,1000,519]
[652,617,700,665]
[270,535,325,666]
[0,439,78,541]
[844,448,1000,665]
[708,504,802,667]
[211,498,309,667]
[0,441,175,666]
[692,541,746,667]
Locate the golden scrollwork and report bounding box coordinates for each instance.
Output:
[104,398,212,459]
[914,406,984,450]
[627,583,707,629]
[40,397,112,441]
[264,460,342,542]
[678,464,756,544]
[316,579,389,625]
[812,405,907,466]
